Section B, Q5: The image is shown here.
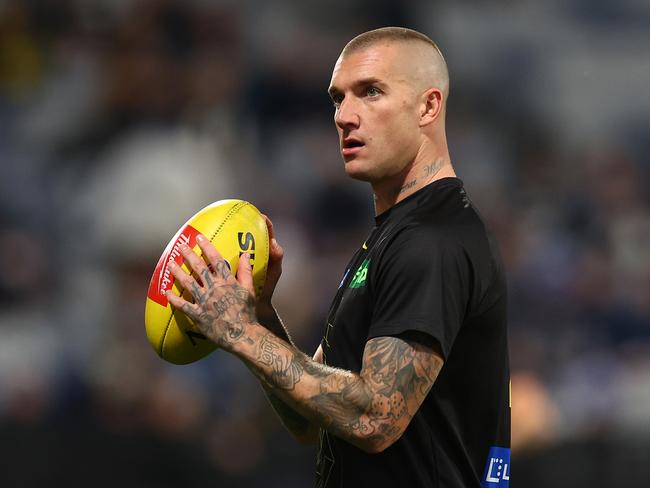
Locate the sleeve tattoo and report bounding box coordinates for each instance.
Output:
[248,332,443,452]
[254,307,315,441]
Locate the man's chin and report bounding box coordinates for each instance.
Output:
[343,159,375,182]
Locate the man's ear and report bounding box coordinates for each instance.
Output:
[419,88,444,127]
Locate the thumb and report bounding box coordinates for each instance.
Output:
[236,253,255,296]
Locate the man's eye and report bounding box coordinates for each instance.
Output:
[331,96,343,107]
[366,86,381,97]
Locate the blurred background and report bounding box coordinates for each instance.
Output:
[0,0,649,486]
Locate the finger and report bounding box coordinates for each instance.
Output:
[263,214,275,240]
[196,234,233,281]
[270,236,284,261]
[262,215,283,262]
[179,243,208,277]
[169,261,203,303]
[166,290,199,319]
[236,252,255,296]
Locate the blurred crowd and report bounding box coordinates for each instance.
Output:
[0,0,649,486]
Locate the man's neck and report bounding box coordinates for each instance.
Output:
[372,156,456,216]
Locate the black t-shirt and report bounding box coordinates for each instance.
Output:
[316,178,510,488]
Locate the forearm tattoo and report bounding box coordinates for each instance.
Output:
[257,334,443,450]
[247,309,314,436]
[257,333,304,390]
[309,337,441,448]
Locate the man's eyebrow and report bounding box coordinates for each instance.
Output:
[328,77,385,98]
[327,86,340,98]
[354,77,383,87]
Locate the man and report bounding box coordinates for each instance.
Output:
[167,27,510,487]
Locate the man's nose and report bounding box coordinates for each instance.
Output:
[335,98,360,130]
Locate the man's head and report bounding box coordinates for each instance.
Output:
[328,27,450,183]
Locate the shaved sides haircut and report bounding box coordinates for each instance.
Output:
[343,27,443,59]
[342,27,450,99]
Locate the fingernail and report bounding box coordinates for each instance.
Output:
[197,234,205,242]
[244,252,251,265]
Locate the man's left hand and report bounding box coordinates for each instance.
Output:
[165,234,257,350]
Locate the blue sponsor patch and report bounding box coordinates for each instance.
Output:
[482,446,510,487]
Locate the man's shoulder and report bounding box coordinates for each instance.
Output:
[384,208,483,250]
[369,221,463,277]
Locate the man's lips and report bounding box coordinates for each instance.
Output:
[342,146,364,157]
[341,137,365,157]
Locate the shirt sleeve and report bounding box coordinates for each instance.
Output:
[368,226,471,359]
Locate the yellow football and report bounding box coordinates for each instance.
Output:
[145,199,269,364]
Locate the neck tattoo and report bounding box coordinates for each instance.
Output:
[388,158,449,202]
[398,179,418,194]
[424,158,445,178]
